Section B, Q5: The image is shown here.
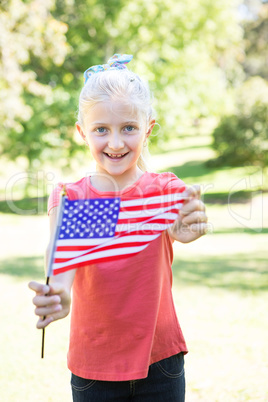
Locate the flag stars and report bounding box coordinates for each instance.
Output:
[59,197,120,239]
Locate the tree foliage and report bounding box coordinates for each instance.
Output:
[210,1,268,167]
[1,0,260,170]
[242,2,268,79]
[210,103,268,167]
[0,0,71,169]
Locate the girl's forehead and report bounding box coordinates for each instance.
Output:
[86,100,144,123]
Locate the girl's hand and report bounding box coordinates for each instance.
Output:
[28,281,71,329]
[168,185,208,243]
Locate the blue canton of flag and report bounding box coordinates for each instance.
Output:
[59,198,121,240]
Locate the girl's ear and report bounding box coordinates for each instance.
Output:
[76,122,88,145]
[146,119,156,139]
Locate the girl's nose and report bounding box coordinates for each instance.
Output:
[108,133,124,150]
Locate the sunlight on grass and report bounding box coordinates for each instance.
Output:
[0,214,49,259]
[173,285,268,401]
[0,275,72,402]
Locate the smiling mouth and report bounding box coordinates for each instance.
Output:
[104,152,129,159]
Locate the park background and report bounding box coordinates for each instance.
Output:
[0,0,267,400]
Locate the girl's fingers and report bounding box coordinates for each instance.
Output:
[29,280,71,329]
[28,281,50,296]
[180,199,206,216]
[185,184,201,201]
[188,222,208,235]
[181,210,207,225]
[36,316,54,329]
[35,303,62,317]
[33,294,61,307]
[47,282,66,295]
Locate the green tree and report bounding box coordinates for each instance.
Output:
[104,0,244,136]
[209,1,268,167]
[242,2,268,79]
[0,0,70,170]
[1,0,245,172]
[210,77,268,167]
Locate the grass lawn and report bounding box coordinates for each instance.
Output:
[0,134,267,401]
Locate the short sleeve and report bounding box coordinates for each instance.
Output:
[47,182,65,215]
[163,172,186,194]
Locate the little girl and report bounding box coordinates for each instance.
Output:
[29,54,208,402]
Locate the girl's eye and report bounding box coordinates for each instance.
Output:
[96,127,107,134]
[124,125,136,132]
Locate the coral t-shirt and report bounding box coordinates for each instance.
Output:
[48,171,188,381]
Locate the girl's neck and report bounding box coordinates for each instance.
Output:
[90,167,145,193]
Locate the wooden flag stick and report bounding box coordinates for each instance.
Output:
[41,276,50,359]
[41,186,67,359]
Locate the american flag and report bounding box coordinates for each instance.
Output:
[50,187,186,275]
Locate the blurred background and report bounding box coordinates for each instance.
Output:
[0,0,267,401]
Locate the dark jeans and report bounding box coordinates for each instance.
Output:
[71,353,185,401]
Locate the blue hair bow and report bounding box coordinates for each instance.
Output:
[84,54,133,84]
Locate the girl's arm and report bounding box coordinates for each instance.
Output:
[28,206,76,329]
[168,185,208,243]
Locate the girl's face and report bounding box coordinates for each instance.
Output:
[77,100,154,190]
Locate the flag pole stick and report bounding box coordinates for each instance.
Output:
[41,186,67,359]
[41,276,50,359]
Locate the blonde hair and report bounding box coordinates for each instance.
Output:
[77,69,155,171]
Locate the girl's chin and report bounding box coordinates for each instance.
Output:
[101,164,138,178]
